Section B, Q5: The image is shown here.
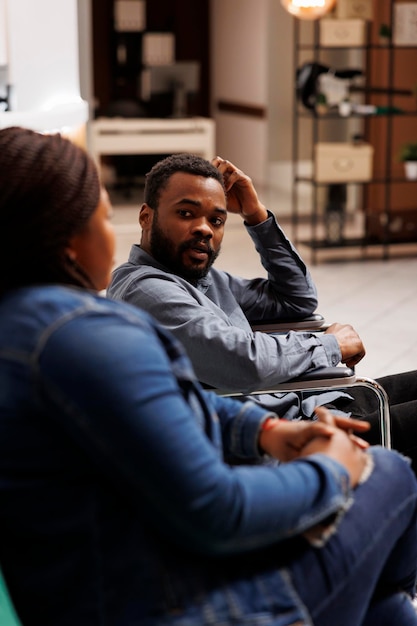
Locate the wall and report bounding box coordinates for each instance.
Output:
[0,0,87,132]
[210,0,295,209]
[77,0,94,145]
[0,0,7,68]
[211,0,270,184]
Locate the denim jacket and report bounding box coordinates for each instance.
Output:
[0,286,351,625]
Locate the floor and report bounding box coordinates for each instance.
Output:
[110,185,417,380]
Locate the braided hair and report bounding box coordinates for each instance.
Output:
[0,126,100,296]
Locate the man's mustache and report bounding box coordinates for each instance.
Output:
[180,238,215,258]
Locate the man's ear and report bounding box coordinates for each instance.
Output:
[139,203,154,229]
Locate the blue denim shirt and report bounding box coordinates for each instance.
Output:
[0,286,351,625]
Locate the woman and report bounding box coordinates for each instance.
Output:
[0,126,416,626]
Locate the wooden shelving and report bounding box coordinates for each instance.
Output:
[291,1,417,263]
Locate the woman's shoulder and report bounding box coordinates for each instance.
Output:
[1,284,156,336]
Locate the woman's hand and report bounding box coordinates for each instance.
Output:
[259,406,370,480]
[258,413,340,462]
[299,407,370,487]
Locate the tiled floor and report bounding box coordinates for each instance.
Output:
[110,185,417,380]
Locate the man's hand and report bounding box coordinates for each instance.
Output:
[211,156,268,225]
[325,322,366,368]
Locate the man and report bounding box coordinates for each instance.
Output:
[108,153,417,468]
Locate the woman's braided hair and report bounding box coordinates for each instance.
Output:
[0,126,100,296]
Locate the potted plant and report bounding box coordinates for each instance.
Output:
[378,24,391,46]
[398,141,417,180]
[315,92,328,115]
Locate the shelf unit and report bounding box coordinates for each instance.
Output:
[91,0,210,119]
[291,1,417,264]
[90,0,211,186]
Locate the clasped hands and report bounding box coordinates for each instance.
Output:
[259,406,370,487]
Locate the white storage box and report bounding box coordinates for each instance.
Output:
[336,0,373,21]
[320,19,366,47]
[314,142,374,183]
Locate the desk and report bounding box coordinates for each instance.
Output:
[90,117,216,169]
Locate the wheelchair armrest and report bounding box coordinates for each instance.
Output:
[250,313,329,333]
[276,366,356,391]
[214,366,356,396]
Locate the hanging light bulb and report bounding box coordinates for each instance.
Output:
[281,0,336,20]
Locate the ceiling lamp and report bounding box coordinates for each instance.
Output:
[281,0,336,20]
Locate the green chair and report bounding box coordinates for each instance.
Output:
[0,566,22,626]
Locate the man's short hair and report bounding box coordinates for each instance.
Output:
[144,153,225,209]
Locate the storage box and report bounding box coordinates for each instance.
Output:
[114,0,146,32]
[320,19,366,47]
[336,0,373,21]
[314,142,374,183]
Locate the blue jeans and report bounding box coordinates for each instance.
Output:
[142,448,417,626]
[288,447,417,626]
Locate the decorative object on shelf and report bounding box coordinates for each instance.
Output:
[280,0,336,20]
[404,162,417,180]
[338,98,352,116]
[296,61,362,111]
[324,183,347,243]
[142,32,175,66]
[367,209,417,242]
[319,73,349,108]
[398,141,417,180]
[378,23,392,46]
[315,92,328,115]
[114,0,146,32]
[393,3,417,46]
[336,0,373,21]
[0,84,11,112]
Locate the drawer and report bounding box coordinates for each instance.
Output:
[336,0,373,21]
[320,18,366,47]
[314,142,374,183]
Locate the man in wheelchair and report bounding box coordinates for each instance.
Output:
[108,153,417,471]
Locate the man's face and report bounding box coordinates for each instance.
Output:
[141,172,227,282]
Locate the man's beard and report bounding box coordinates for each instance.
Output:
[149,216,220,282]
